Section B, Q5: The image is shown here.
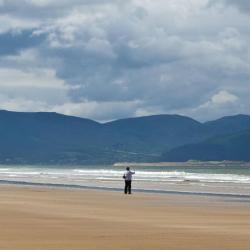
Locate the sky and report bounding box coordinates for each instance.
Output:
[0,0,250,122]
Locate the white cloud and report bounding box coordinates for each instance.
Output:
[211,90,238,105]
[0,67,72,107]
[178,90,241,121]
[0,68,67,89]
[0,15,38,34]
[0,0,250,121]
[51,100,141,122]
[0,95,47,112]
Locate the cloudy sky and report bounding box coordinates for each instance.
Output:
[0,0,250,122]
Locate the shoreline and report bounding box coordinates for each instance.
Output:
[114,161,250,167]
[2,179,250,201]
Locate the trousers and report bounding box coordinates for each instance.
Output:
[124,180,132,194]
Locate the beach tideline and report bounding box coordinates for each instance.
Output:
[0,186,250,250]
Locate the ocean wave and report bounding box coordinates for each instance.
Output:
[1,167,250,185]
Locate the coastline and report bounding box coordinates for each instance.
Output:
[1,185,250,250]
[2,180,250,200]
[113,161,250,167]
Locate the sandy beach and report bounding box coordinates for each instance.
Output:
[0,186,250,250]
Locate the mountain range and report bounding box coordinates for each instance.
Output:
[0,110,250,164]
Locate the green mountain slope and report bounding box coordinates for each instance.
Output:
[104,115,207,153]
[161,130,250,162]
[204,114,250,135]
[1,110,250,164]
[0,111,207,164]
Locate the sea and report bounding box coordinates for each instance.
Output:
[1,164,250,197]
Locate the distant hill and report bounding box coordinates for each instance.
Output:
[161,129,250,162]
[0,111,207,164]
[0,110,250,164]
[204,114,250,135]
[104,115,207,153]
[0,110,103,164]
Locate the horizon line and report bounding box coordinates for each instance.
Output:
[0,109,249,124]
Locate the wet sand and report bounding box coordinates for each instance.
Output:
[0,185,250,250]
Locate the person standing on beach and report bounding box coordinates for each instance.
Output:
[123,167,135,194]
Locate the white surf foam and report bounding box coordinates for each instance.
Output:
[0,167,250,185]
